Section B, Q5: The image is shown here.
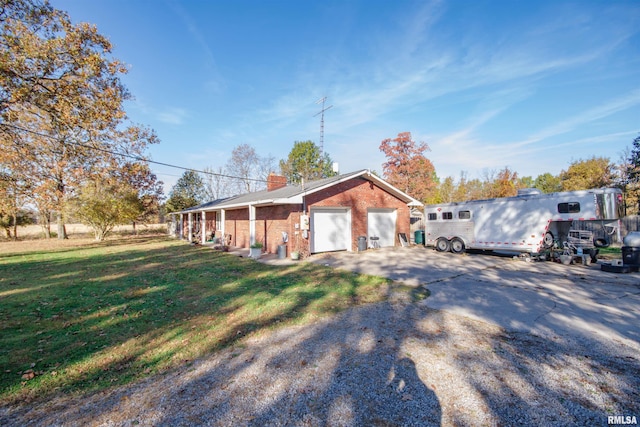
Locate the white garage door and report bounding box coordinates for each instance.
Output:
[311,208,351,253]
[368,209,397,248]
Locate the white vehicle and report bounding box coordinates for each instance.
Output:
[424,188,623,256]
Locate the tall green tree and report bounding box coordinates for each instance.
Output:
[628,135,640,182]
[534,172,562,193]
[624,135,640,214]
[379,132,436,202]
[165,170,206,213]
[279,140,336,185]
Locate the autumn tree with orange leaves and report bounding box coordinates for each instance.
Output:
[0,0,160,238]
[379,132,437,203]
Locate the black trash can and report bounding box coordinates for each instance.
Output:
[414,230,425,245]
[358,236,367,251]
[622,246,640,266]
[277,244,287,259]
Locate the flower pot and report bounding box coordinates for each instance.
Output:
[559,254,572,265]
[291,251,300,260]
[249,247,262,259]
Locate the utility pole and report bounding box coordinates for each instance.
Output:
[314,97,332,158]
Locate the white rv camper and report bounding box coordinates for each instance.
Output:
[423,188,623,256]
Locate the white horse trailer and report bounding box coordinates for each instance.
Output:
[424,188,623,256]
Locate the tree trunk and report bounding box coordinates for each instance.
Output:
[56,211,68,239]
[132,221,137,235]
[12,213,17,240]
[42,223,51,239]
[41,211,52,238]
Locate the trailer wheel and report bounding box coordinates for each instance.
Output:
[435,237,450,252]
[450,237,465,254]
[542,232,554,249]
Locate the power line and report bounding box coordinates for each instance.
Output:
[3,123,269,183]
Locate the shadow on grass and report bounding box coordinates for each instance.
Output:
[2,240,638,425]
[0,236,388,404]
[7,289,637,425]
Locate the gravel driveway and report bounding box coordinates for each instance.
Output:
[309,246,640,351]
[2,247,639,426]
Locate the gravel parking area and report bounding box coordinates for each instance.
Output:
[2,247,639,426]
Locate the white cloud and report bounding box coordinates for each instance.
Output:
[156,107,188,125]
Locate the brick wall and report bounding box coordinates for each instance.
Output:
[224,205,304,254]
[305,177,410,251]
[218,177,410,253]
[205,211,216,238]
[257,204,303,254]
[224,208,249,248]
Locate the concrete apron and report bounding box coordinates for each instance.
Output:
[308,246,640,351]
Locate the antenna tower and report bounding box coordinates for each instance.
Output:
[314,97,333,157]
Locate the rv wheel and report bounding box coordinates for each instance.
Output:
[450,237,465,254]
[435,237,450,252]
[543,232,554,249]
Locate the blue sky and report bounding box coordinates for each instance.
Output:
[52,0,640,191]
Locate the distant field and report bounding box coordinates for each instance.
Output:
[2,223,167,240]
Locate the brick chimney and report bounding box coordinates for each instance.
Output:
[267,173,287,191]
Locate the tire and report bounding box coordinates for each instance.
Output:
[594,238,610,248]
[450,237,465,254]
[435,237,450,252]
[542,232,554,249]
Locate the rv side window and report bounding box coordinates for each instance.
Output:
[458,210,471,219]
[427,213,437,221]
[442,212,453,220]
[558,202,580,214]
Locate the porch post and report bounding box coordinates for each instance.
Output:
[219,209,225,235]
[249,204,256,246]
[187,212,193,242]
[201,210,207,244]
[179,213,184,239]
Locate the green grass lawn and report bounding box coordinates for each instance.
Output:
[0,236,390,404]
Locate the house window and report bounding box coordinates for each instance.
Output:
[442,212,453,220]
[428,213,437,221]
[558,202,580,214]
[458,210,471,219]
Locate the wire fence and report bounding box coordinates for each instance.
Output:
[571,216,640,244]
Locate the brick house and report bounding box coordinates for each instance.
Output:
[170,170,422,255]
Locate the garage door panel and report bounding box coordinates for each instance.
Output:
[311,208,350,253]
[368,209,397,248]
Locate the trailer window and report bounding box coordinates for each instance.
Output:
[558,202,580,214]
[458,210,471,219]
[442,212,453,220]
[427,213,437,221]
